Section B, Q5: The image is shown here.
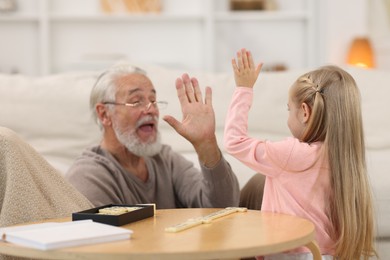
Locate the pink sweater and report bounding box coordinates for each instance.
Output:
[224,87,335,255]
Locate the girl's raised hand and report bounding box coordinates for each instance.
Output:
[231,48,263,88]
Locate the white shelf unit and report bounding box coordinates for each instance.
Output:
[0,0,319,75]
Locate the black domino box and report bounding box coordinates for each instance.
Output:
[72,204,154,226]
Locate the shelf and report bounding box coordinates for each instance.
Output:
[214,10,310,21]
[0,0,319,75]
[0,14,39,22]
[49,13,204,22]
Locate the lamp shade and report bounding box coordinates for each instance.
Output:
[346,37,375,68]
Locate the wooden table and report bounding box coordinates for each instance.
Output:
[0,208,321,260]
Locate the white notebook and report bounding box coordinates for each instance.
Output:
[0,220,133,250]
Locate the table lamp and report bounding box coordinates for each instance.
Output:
[346,37,375,68]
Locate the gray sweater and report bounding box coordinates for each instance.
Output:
[65,145,240,209]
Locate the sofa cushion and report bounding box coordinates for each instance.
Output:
[0,72,101,174]
[348,67,390,149]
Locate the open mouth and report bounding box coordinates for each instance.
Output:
[136,116,158,134]
[138,121,155,133]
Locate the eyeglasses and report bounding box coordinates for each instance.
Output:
[103,100,168,111]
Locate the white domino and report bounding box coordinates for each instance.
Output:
[165,217,204,233]
[165,207,247,233]
[202,207,246,222]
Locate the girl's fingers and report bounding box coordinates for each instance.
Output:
[247,51,255,69]
[237,50,244,70]
[241,48,249,69]
[256,63,263,75]
[232,58,239,72]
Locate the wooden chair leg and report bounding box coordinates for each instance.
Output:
[305,240,322,260]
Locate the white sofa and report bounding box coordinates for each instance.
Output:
[0,63,389,257]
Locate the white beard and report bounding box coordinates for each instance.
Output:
[113,115,162,157]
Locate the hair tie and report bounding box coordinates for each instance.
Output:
[315,85,324,94]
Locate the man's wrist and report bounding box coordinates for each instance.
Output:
[194,138,221,168]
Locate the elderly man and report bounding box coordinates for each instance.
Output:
[65,65,239,209]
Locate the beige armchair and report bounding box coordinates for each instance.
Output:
[239,173,265,211]
[0,127,93,228]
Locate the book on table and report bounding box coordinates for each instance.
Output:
[0,219,133,250]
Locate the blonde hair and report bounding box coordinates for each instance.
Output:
[291,65,376,259]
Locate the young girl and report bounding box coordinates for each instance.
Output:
[223,48,376,260]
